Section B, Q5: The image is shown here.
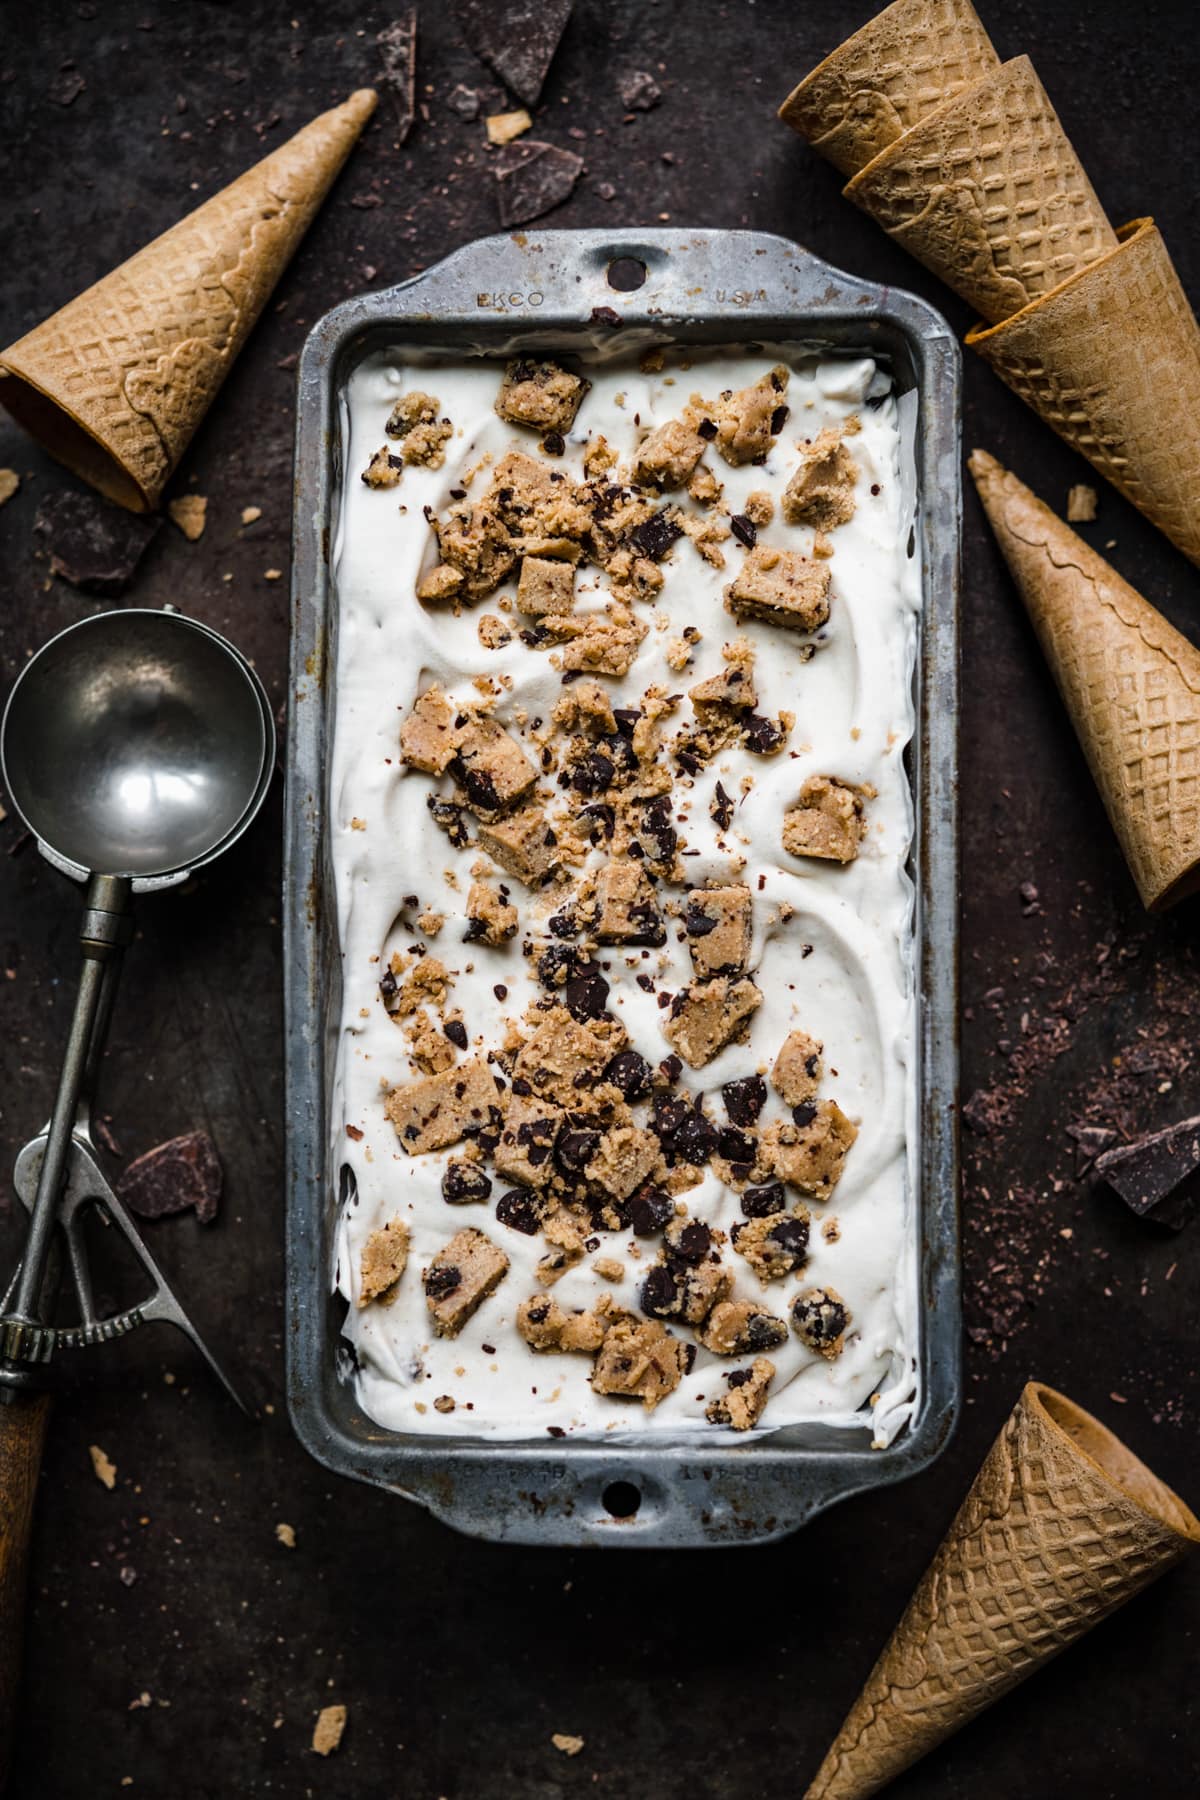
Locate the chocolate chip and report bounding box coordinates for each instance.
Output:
[604,1049,653,1101]
[696,417,717,440]
[792,1101,818,1129]
[613,707,642,736]
[629,1185,673,1235]
[452,759,502,814]
[555,1128,601,1175]
[641,1264,680,1317]
[723,1076,766,1126]
[379,968,398,1003]
[494,984,508,1001]
[745,1311,788,1350]
[548,908,577,939]
[669,1221,712,1265]
[710,782,735,832]
[427,794,471,847]
[742,714,786,755]
[741,1182,785,1218]
[572,749,614,794]
[629,510,683,561]
[538,943,590,987]
[729,513,756,549]
[673,1104,717,1165]
[650,1096,690,1148]
[496,1190,547,1235]
[541,431,566,457]
[442,1161,493,1204]
[424,1265,462,1297]
[770,404,790,434]
[769,1216,810,1260]
[443,1019,469,1049]
[683,902,718,939]
[564,969,610,1022]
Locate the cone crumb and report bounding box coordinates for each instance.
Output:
[0,470,19,506]
[241,505,262,524]
[312,1704,347,1756]
[1067,484,1098,523]
[167,494,207,540]
[551,1734,584,1756]
[487,109,532,145]
[275,1522,296,1549]
[89,1444,117,1489]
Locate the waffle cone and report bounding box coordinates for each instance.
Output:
[807,1383,1200,1799]
[968,219,1200,567]
[779,0,999,179]
[0,89,376,512]
[971,449,1200,910]
[845,56,1115,324]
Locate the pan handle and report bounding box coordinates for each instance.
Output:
[0,1389,50,1786]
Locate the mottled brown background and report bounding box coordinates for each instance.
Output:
[1,1,1198,1795]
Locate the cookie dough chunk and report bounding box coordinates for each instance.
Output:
[633,419,707,491]
[361,444,403,488]
[430,500,516,603]
[400,686,458,775]
[725,546,830,635]
[592,863,665,945]
[496,357,591,433]
[385,1058,501,1155]
[782,428,858,530]
[732,1207,811,1282]
[423,1227,509,1337]
[558,606,648,677]
[791,1285,851,1359]
[586,1122,661,1203]
[697,1300,789,1356]
[513,1008,613,1103]
[517,554,576,617]
[663,976,761,1070]
[357,1217,410,1308]
[705,1357,775,1430]
[442,1158,493,1204]
[771,1030,824,1107]
[428,794,473,850]
[697,365,789,467]
[590,1316,689,1410]
[688,640,757,714]
[683,885,752,978]
[450,716,537,819]
[761,1099,857,1200]
[478,802,559,887]
[492,451,593,544]
[641,1219,732,1327]
[416,562,467,604]
[464,880,519,945]
[385,390,453,469]
[517,1294,611,1354]
[782,777,866,864]
[494,1094,564,1190]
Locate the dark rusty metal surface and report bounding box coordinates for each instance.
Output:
[0,0,1197,1792]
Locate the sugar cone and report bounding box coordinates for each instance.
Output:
[969,219,1200,568]
[845,57,1116,325]
[971,449,1200,910]
[807,1383,1200,1799]
[0,89,376,512]
[779,0,999,179]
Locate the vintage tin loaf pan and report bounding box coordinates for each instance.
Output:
[284,228,961,1548]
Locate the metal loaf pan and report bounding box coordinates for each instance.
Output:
[285,229,961,1548]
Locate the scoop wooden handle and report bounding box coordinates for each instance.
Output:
[0,1391,49,1787]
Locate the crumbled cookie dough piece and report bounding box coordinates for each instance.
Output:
[494,1093,564,1189]
[451,715,537,819]
[683,885,752,978]
[665,631,699,673]
[464,879,519,945]
[536,1207,588,1284]
[416,561,467,604]
[400,687,459,775]
[417,909,445,937]
[496,357,591,433]
[633,418,707,491]
[442,1157,493,1204]
[761,1099,858,1200]
[393,955,451,1016]
[688,462,722,504]
[725,545,831,635]
[586,1121,661,1202]
[705,1357,775,1430]
[583,434,618,478]
[553,679,616,738]
[513,1008,613,1103]
[385,1058,501,1155]
[516,1293,611,1353]
[771,1030,824,1107]
[590,1316,689,1409]
[491,451,593,544]
[312,1704,347,1757]
[423,1226,509,1337]
[592,1256,625,1282]
[358,1216,410,1307]
[744,489,774,527]
[486,107,532,145]
[663,976,761,1069]
[791,1285,851,1359]
[430,499,516,603]
[688,639,756,714]
[404,1010,457,1075]
[782,427,858,530]
[384,390,452,469]
[697,1299,789,1356]
[361,444,404,488]
[517,553,575,617]
[478,613,513,650]
[558,606,649,676]
[477,802,559,886]
[590,862,665,945]
[782,776,867,864]
[732,1207,811,1282]
[698,365,789,466]
[641,1218,732,1326]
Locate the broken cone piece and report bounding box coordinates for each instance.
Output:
[115,1130,222,1223]
[1094,1116,1200,1230]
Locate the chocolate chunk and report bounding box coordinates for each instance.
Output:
[444,1019,469,1049]
[769,1216,810,1259]
[617,68,661,110]
[745,1311,789,1351]
[457,0,571,104]
[424,1264,462,1297]
[1094,1117,1200,1229]
[541,431,566,457]
[742,713,786,755]
[717,1126,757,1167]
[563,969,610,1022]
[555,1125,602,1175]
[442,1161,493,1203]
[628,510,683,561]
[495,1189,547,1235]
[629,1185,673,1235]
[770,404,790,434]
[1066,1121,1121,1175]
[572,748,615,794]
[379,968,398,1004]
[668,1220,712,1265]
[650,1096,690,1149]
[741,1182,785,1218]
[674,1101,717,1166]
[34,491,160,597]
[723,1076,766,1126]
[495,141,583,226]
[538,943,592,987]
[116,1130,222,1224]
[684,901,718,938]
[604,1049,653,1101]
[729,513,757,549]
[792,1100,818,1128]
[641,1263,680,1317]
[427,794,472,848]
[377,12,417,142]
[711,782,735,832]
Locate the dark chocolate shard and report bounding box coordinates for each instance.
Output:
[1066,1121,1121,1176]
[377,12,418,142]
[628,509,682,562]
[458,0,572,105]
[116,1130,222,1224]
[1094,1117,1200,1230]
[34,490,160,596]
[446,84,482,121]
[494,141,584,227]
[617,69,661,111]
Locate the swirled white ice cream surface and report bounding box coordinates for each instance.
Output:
[329,343,920,1444]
